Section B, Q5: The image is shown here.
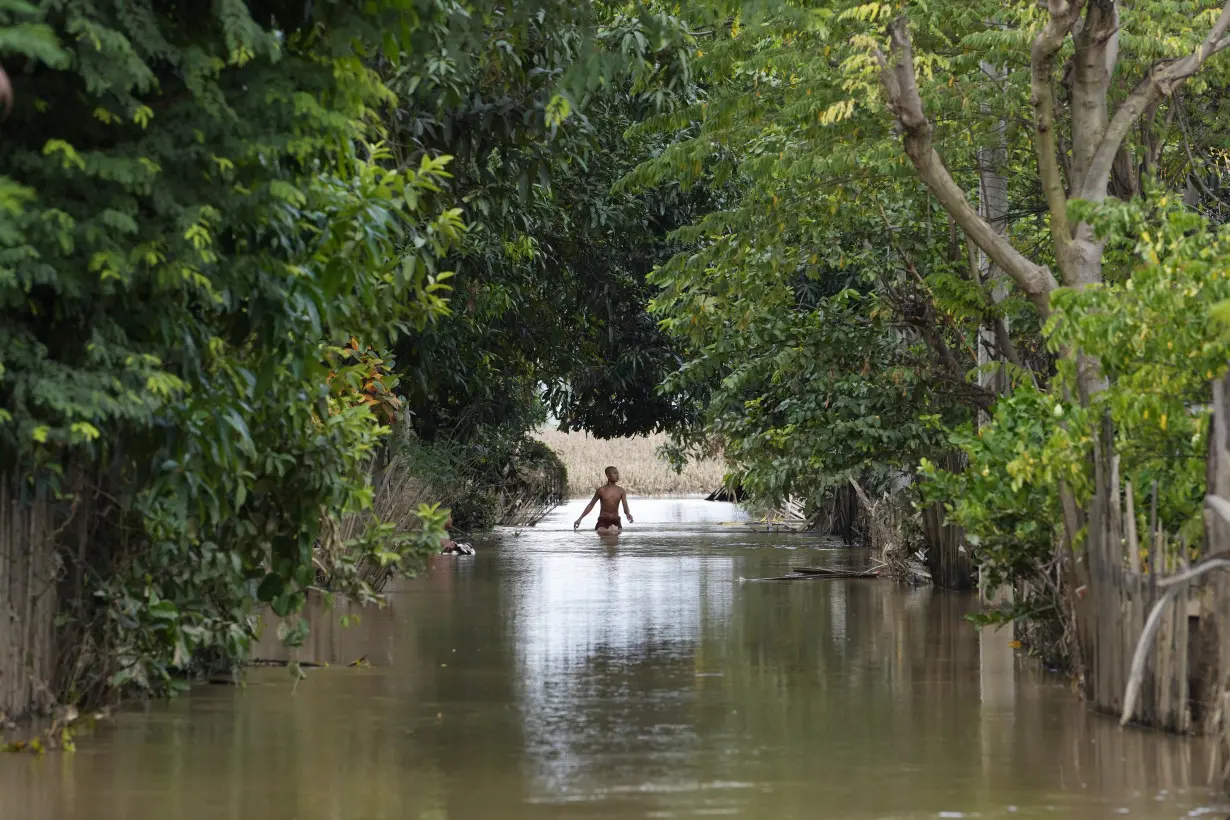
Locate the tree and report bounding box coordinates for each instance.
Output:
[0,0,463,709]
[617,0,1230,695]
[617,2,1039,510]
[870,0,1230,692]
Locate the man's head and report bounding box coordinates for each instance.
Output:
[605,465,619,483]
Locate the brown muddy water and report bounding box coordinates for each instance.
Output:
[1,498,1226,820]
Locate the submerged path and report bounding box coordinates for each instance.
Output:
[0,498,1223,819]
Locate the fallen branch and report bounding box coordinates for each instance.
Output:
[792,565,873,576]
[747,568,880,582]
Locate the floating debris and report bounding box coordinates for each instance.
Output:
[746,566,880,582]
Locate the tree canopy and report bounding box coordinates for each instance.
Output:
[0,0,716,711]
[618,0,1230,659]
[8,0,1230,714]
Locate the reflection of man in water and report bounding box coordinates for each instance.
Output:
[573,466,633,534]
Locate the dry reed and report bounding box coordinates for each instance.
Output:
[317,455,441,593]
[533,429,727,498]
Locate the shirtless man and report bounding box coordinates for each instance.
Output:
[573,466,633,535]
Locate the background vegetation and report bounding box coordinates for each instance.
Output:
[0,0,682,716]
[6,0,1230,736]
[535,429,725,497]
[613,0,1230,673]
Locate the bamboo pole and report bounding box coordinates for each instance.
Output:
[1150,480,1160,573]
[1126,480,1140,573]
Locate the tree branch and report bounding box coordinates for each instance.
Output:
[992,316,1028,373]
[1082,0,1230,201]
[1030,0,1085,247]
[876,17,1059,318]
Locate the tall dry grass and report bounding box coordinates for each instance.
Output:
[534,429,727,497]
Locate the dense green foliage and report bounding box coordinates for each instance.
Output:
[8,0,1230,713]
[618,2,1034,505]
[0,0,479,704]
[923,199,1230,631]
[380,15,704,443]
[620,0,1230,650]
[0,0,704,712]
[644,183,990,505]
[398,428,566,531]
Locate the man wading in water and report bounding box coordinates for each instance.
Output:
[573,466,633,535]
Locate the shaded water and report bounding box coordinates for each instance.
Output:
[1,498,1225,820]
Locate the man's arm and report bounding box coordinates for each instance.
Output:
[621,489,632,523]
[574,491,600,529]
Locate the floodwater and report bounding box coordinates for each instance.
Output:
[1,498,1225,820]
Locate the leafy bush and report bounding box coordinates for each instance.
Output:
[920,387,1064,630]
[922,198,1230,657]
[393,428,567,531]
[0,2,460,707]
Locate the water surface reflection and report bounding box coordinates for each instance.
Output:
[0,498,1222,820]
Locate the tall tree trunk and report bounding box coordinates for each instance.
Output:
[1205,375,1230,785]
[976,60,1012,415]
[0,471,58,721]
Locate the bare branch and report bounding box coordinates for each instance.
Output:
[1082,0,1230,201]
[1030,1,1085,247]
[875,17,1059,317]
[992,316,1031,376]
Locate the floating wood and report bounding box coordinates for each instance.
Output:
[247,658,325,668]
[745,567,880,582]
[792,566,870,575]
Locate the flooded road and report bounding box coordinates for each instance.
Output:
[1,498,1224,819]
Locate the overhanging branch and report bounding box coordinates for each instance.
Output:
[875,16,1059,318]
[1082,0,1230,201]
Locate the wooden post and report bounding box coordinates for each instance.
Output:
[1150,481,1161,573]
[1208,375,1230,788]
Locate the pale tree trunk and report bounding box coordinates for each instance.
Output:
[968,62,1012,597]
[975,61,1011,416]
[1205,375,1230,785]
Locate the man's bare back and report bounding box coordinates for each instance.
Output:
[574,466,633,533]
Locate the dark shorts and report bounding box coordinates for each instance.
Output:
[596,513,622,531]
